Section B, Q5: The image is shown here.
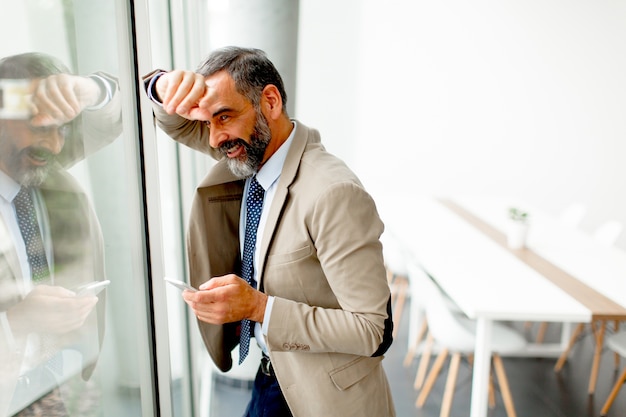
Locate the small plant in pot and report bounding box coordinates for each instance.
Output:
[507,207,530,249]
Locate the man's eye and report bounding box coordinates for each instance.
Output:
[219,115,229,122]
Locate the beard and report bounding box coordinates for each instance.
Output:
[220,112,271,179]
[2,147,54,187]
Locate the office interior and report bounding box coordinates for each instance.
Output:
[1,0,625,416]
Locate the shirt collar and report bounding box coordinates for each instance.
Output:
[255,121,296,190]
[0,170,21,204]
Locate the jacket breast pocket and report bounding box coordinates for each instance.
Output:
[265,245,312,266]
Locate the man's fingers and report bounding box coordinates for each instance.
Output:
[158,71,208,116]
[198,275,237,291]
[31,75,82,124]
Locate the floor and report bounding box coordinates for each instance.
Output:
[209,298,626,416]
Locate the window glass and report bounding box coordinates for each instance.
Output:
[0,1,156,416]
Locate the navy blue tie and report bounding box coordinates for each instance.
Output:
[239,176,265,364]
[13,187,50,282]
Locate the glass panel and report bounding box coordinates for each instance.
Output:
[0,1,156,416]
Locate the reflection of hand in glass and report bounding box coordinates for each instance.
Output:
[30,74,104,127]
[6,285,98,336]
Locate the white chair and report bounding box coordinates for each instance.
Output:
[407,262,526,417]
[530,203,588,342]
[600,330,626,415]
[555,221,624,373]
[593,220,623,246]
[380,229,411,338]
[558,203,587,229]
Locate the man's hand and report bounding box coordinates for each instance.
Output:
[182,274,268,325]
[155,70,215,120]
[7,285,98,335]
[30,74,102,126]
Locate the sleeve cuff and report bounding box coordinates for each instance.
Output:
[261,296,275,336]
[0,311,16,350]
[146,71,166,107]
[86,74,114,110]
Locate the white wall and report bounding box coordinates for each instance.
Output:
[296,0,626,249]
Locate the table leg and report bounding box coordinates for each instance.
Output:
[470,318,493,417]
[588,320,606,395]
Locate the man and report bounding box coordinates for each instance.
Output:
[144,46,395,417]
[0,52,121,416]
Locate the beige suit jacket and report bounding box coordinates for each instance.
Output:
[152,103,395,416]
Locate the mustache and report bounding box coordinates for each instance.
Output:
[219,138,248,156]
[24,146,56,163]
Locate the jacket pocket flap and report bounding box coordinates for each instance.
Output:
[329,356,383,391]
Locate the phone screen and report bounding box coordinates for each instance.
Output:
[75,280,111,297]
[164,277,197,292]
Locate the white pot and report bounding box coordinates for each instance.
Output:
[507,221,529,249]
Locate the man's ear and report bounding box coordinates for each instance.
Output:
[261,84,283,120]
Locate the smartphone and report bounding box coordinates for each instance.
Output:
[164,277,197,292]
[75,280,111,297]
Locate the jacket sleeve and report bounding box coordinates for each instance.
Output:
[58,71,123,168]
[141,70,222,160]
[265,181,393,357]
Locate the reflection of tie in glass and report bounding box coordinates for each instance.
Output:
[13,187,50,282]
[239,176,265,364]
[13,188,61,374]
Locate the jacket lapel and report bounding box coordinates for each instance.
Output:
[256,122,320,289]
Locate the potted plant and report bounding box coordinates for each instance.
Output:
[506,207,529,249]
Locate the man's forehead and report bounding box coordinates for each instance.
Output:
[205,71,236,93]
[205,71,251,109]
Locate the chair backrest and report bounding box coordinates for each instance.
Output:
[593,220,623,246]
[558,203,587,229]
[381,229,410,276]
[407,261,476,352]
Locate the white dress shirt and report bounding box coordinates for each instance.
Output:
[240,122,296,354]
[0,170,54,371]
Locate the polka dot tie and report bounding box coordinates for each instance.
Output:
[239,176,265,365]
[13,187,50,282]
[13,188,62,374]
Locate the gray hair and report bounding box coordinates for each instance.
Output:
[196,46,288,115]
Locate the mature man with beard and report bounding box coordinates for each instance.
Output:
[0,52,121,416]
[144,46,395,417]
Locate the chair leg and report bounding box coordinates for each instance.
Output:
[535,322,549,343]
[554,323,585,372]
[404,318,428,367]
[488,372,496,408]
[440,353,461,417]
[417,348,449,408]
[414,333,434,390]
[589,320,607,395]
[600,366,626,416]
[392,277,408,338]
[492,354,517,417]
[615,321,620,370]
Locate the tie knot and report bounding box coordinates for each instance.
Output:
[13,187,36,219]
[248,176,265,202]
[14,186,32,204]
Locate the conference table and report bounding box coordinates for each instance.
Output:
[376,194,626,417]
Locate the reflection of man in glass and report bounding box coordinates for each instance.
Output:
[0,53,121,416]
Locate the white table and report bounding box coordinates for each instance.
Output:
[454,196,626,395]
[376,195,614,417]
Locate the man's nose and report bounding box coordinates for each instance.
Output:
[209,126,228,149]
[37,127,66,154]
